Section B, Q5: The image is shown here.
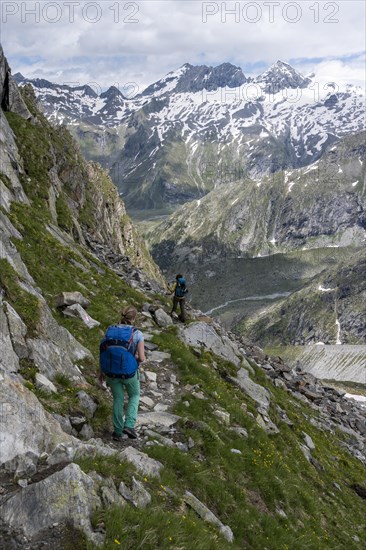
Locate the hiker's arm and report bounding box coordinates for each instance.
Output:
[137,340,146,363]
[98,369,105,382]
[167,282,176,293]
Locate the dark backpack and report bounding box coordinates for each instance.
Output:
[175,277,188,298]
[100,325,138,378]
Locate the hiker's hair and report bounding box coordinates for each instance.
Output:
[176,273,183,279]
[121,306,137,324]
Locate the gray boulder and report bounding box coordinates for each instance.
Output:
[0,44,31,119]
[154,308,173,327]
[180,322,241,367]
[27,337,86,383]
[228,368,271,409]
[62,303,100,329]
[79,423,95,440]
[77,390,98,419]
[35,373,57,394]
[52,413,73,435]
[4,301,28,358]
[303,432,316,450]
[0,369,75,468]
[184,491,234,543]
[148,350,171,362]
[120,447,163,478]
[119,476,152,508]
[0,463,103,545]
[55,291,90,309]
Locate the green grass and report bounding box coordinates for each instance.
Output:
[131,330,366,549]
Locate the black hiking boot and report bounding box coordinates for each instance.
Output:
[112,432,124,442]
[123,427,138,439]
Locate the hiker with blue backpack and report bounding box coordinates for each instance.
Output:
[169,274,188,322]
[99,306,145,441]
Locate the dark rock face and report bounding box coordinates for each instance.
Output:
[0,45,30,119]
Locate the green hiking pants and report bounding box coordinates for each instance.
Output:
[171,296,186,322]
[106,372,140,435]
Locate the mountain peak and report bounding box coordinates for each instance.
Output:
[141,61,248,97]
[13,72,25,83]
[100,86,125,100]
[256,60,311,92]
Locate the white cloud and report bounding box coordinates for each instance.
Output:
[1,1,365,91]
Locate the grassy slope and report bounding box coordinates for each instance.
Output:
[77,329,366,549]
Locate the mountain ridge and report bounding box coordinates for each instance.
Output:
[15,59,365,209]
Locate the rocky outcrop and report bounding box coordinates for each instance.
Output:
[0,369,75,468]
[0,464,103,545]
[180,321,242,367]
[0,44,30,120]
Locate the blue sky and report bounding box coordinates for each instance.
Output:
[1,1,365,92]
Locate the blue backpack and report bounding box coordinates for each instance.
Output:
[175,277,188,298]
[100,325,138,378]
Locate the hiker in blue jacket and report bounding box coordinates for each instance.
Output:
[99,306,145,441]
[169,273,188,322]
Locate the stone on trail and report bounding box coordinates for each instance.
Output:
[184,491,234,543]
[62,303,100,329]
[145,371,157,382]
[154,403,169,412]
[148,350,172,362]
[140,395,155,408]
[144,341,158,351]
[136,411,181,428]
[154,308,173,327]
[144,429,176,447]
[0,463,103,545]
[120,447,163,478]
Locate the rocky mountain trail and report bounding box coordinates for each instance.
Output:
[1,44,366,548]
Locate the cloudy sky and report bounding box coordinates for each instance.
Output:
[1,0,365,94]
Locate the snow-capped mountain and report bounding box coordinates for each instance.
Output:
[255,60,311,93]
[15,61,365,209]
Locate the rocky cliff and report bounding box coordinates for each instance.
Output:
[1,45,366,549]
